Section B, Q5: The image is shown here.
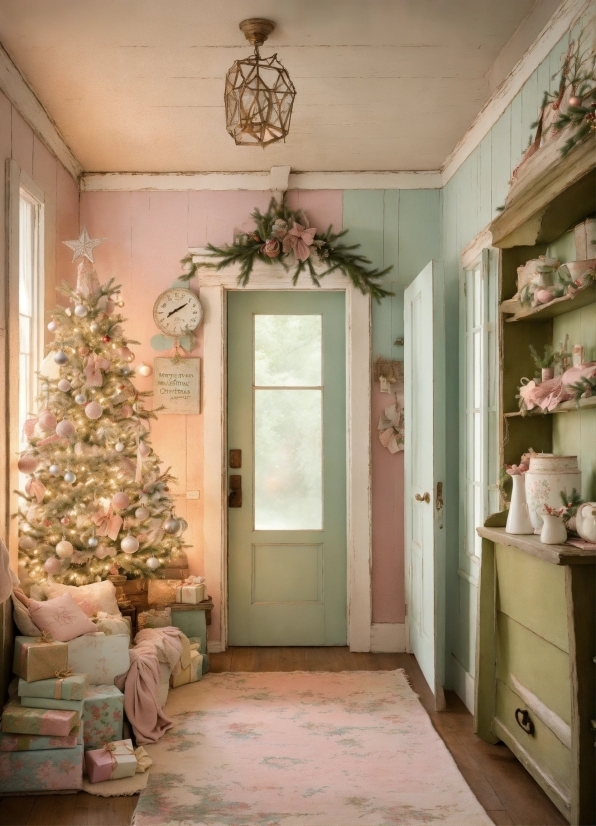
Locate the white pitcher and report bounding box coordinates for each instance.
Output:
[576,503,596,542]
[540,513,567,545]
[506,475,533,535]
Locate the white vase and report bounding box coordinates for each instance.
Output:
[506,475,534,535]
[540,513,567,545]
[576,503,596,542]
[525,454,581,534]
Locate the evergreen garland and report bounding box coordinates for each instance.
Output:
[180,197,393,302]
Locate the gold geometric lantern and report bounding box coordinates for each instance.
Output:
[225,18,296,147]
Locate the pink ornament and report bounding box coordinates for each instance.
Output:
[18,535,35,550]
[104,300,116,315]
[535,289,554,305]
[94,545,111,559]
[44,557,62,575]
[55,539,74,558]
[18,455,39,474]
[119,347,134,363]
[138,442,151,458]
[38,410,57,431]
[78,346,90,357]
[112,491,130,510]
[56,419,76,439]
[60,516,70,525]
[85,401,103,420]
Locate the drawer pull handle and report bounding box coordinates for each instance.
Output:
[515,708,534,735]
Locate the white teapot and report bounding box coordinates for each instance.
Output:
[576,503,596,542]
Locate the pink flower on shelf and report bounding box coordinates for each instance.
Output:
[506,463,529,476]
[282,223,317,262]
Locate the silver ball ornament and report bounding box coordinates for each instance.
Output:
[75,393,87,405]
[146,556,160,571]
[89,322,100,334]
[115,441,125,453]
[120,535,139,554]
[47,320,58,333]
[163,517,181,535]
[49,464,61,476]
[87,536,99,548]
[120,366,131,376]
[58,379,72,392]
[74,304,88,317]
[54,350,69,365]
[63,471,76,484]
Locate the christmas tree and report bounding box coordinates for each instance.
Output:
[17,228,187,586]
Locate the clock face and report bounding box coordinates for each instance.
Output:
[153,289,203,336]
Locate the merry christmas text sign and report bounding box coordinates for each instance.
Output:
[153,358,201,414]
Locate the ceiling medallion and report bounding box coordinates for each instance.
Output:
[224,18,296,147]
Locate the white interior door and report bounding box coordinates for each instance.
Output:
[404,260,446,709]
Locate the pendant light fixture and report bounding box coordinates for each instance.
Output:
[224,18,296,147]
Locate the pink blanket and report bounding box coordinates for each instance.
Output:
[115,626,189,744]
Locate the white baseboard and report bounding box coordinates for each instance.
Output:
[370,623,407,653]
[207,640,225,654]
[451,655,475,714]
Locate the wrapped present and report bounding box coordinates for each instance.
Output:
[85,738,137,783]
[170,610,208,673]
[18,672,88,702]
[0,744,84,793]
[156,567,189,580]
[21,696,84,713]
[82,685,124,750]
[0,724,82,752]
[1,698,80,737]
[137,607,171,630]
[175,576,207,604]
[93,612,131,637]
[170,650,203,688]
[148,578,178,607]
[13,635,68,683]
[68,633,130,685]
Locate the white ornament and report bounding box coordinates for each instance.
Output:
[62,227,105,263]
[75,393,87,405]
[121,535,139,554]
[49,464,61,476]
[87,536,99,548]
[135,507,150,521]
[58,379,72,392]
[115,441,125,452]
[89,322,100,334]
[137,362,152,377]
[146,556,160,571]
[63,470,76,484]
[85,401,103,420]
[54,350,69,366]
[47,320,58,333]
[74,304,88,317]
[56,539,74,558]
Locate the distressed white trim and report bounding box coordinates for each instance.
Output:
[80,170,442,192]
[442,0,592,184]
[451,655,475,714]
[461,226,493,271]
[457,567,479,587]
[207,640,225,654]
[370,623,406,653]
[196,256,372,653]
[0,45,82,181]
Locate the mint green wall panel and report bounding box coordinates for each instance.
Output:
[397,190,441,286]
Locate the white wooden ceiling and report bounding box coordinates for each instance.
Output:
[0,0,554,173]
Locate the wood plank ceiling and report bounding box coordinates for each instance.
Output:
[0,0,552,173]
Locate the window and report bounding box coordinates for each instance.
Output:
[18,188,44,452]
[462,250,499,558]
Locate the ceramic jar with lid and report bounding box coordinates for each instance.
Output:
[525,454,581,534]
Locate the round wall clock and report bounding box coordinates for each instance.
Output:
[153,288,203,337]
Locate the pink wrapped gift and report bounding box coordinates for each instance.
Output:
[175,576,207,605]
[84,738,137,783]
[1,698,79,737]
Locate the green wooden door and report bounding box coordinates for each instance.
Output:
[227,290,346,646]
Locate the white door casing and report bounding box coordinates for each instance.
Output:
[404,260,446,708]
[192,251,372,653]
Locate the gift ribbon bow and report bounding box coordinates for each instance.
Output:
[93,505,123,541]
[181,576,205,587]
[84,355,111,388]
[102,740,135,776]
[55,668,73,678]
[38,631,54,644]
[282,222,316,262]
[26,477,46,504]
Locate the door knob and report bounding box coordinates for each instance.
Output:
[415,492,431,503]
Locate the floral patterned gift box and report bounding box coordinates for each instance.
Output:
[0,724,82,752]
[0,744,84,793]
[67,632,130,685]
[1,698,80,737]
[18,673,88,702]
[82,685,124,750]
[13,635,68,683]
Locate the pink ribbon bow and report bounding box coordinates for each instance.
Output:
[93,506,123,541]
[25,477,46,503]
[282,222,317,262]
[84,355,111,388]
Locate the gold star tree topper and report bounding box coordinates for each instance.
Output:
[62,226,106,263]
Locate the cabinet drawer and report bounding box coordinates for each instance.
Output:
[494,679,571,799]
[496,611,571,726]
[495,543,568,652]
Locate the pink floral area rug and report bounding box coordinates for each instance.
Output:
[133,670,492,826]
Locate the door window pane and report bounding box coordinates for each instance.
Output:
[255,315,321,386]
[254,388,322,530]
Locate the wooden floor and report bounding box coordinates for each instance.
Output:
[0,647,567,826]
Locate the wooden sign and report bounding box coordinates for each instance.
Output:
[153,357,201,414]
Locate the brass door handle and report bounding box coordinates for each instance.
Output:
[415,492,431,503]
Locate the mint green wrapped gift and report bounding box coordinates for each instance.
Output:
[18,672,88,702]
[21,697,84,713]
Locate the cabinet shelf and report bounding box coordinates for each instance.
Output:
[504,395,596,418]
[502,282,596,322]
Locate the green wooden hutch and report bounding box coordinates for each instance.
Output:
[474,127,596,825]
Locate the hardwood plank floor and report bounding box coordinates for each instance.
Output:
[0,647,566,826]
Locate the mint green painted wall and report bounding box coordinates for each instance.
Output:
[442,19,584,689]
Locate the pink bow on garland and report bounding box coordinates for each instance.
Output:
[84,355,111,388]
[282,222,317,262]
[93,505,123,541]
[25,477,46,503]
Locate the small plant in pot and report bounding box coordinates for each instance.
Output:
[529,344,570,382]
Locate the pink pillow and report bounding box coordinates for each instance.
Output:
[28,592,97,642]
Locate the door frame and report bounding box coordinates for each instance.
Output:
[189,249,372,653]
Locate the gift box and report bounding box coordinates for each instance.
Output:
[156,567,189,580]
[84,738,137,783]
[137,607,172,630]
[68,633,130,685]
[170,610,208,673]
[148,579,178,607]
[21,696,84,713]
[0,724,82,752]
[82,685,124,750]
[170,650,203,688]
[1,698,80,737]
[175,577,207,604]
[93,613,132,637]
[0,744,84,793]
[13,635,68,683]
[18,673,88,702]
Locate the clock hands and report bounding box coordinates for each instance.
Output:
[167,302,188,318]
